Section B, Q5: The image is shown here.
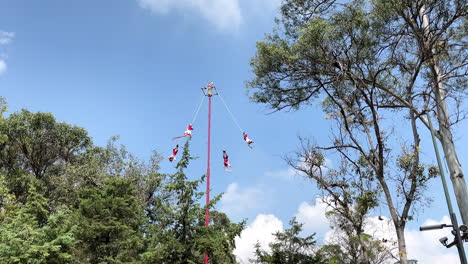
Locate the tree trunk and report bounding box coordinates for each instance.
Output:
[421,8,468,225]
[378,176,408,264]
[432,62,468,225]
[395,225,408,264]
[357,234,371,264]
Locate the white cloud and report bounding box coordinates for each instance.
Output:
[0,31,14,45]
[295,198,330,234]
[325,215,459,264]
[220,183,263,216]
[361,216,459,263]
[0,60,6,75]
[405,216,459,263]
[232,195,458,264]
[137,0,243,31]
[264,167,297,180]
[234,214,283,263]
[0,31,14,75]
[233,199,329,263]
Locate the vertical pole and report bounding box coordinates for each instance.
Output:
[204,92,212,264]
[427,113,467,264]
[420,6,468,226]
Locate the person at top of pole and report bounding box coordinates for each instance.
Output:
[243,132,254,148]
[173,124,194,140]
[203,81,214,96]
[223,150,232,172]
[168,144,179,162]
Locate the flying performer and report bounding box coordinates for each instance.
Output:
[243,132,254,148]
[168,144,179,162]
[173,124,194,140]
[223,150,232,172]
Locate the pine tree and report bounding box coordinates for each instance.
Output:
[74,177,146,263]
[0,179,76,264]
[141,140,244,264]
[253,218,326,264]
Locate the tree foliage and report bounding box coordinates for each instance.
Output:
[74,177,146,263]
[141,140,244,264]
[248,0,468,228]
[0,105,245,263]
[289,140,391,264]
[253,218,326,264]
[246,0,463,262]
[0,179,76,264]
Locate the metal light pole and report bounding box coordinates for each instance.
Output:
[423,113,467,264]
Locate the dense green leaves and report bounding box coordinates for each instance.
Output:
[0,110,91,180]
[0,183,76,264]
[0,107,245,263]
[74,177,145,263]
[142,140,244,264]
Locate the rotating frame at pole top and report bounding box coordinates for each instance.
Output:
[201,81,219,97]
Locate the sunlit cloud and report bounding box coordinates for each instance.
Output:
[294,198,330,234]
[220,183,263,216]
[234,214,283,263]
[137,0,242,31]
[0,60,6,75]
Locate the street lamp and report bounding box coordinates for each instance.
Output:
[422,113,467,264]
[419,223,468,250]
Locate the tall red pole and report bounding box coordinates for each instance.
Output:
[204,92,212,264]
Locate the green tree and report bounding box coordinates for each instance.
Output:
[289,142,391,264]
[74,177,146,264]
[0,110,91,179]
[0,106,243,263]
[0,110,91,202]
[317,244,347,264]
[0,179,76,264]
[141,140,244,264]
[196,211,245,263]
[98,137,165,215]
[248,0,468,226]
[372,0,468,225]
[247,1,442,262]
[253,218,326,264]
[0,97,8,144]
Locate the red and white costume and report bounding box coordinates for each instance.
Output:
[223,151,232,172]
[173,124,194,140]
[168,145,179,162]
[184,124,194,136]
[243,132,253,148]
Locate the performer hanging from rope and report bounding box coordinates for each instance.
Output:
[223,150,232,172]
[185,124,194,136]
[173,124,194,140]
[243,132,254,148]
[168,144,179,162]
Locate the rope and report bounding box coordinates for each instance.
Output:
[191,94,205,125]
[218,91,243,133]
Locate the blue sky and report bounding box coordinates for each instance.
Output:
[0,0,466,262]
